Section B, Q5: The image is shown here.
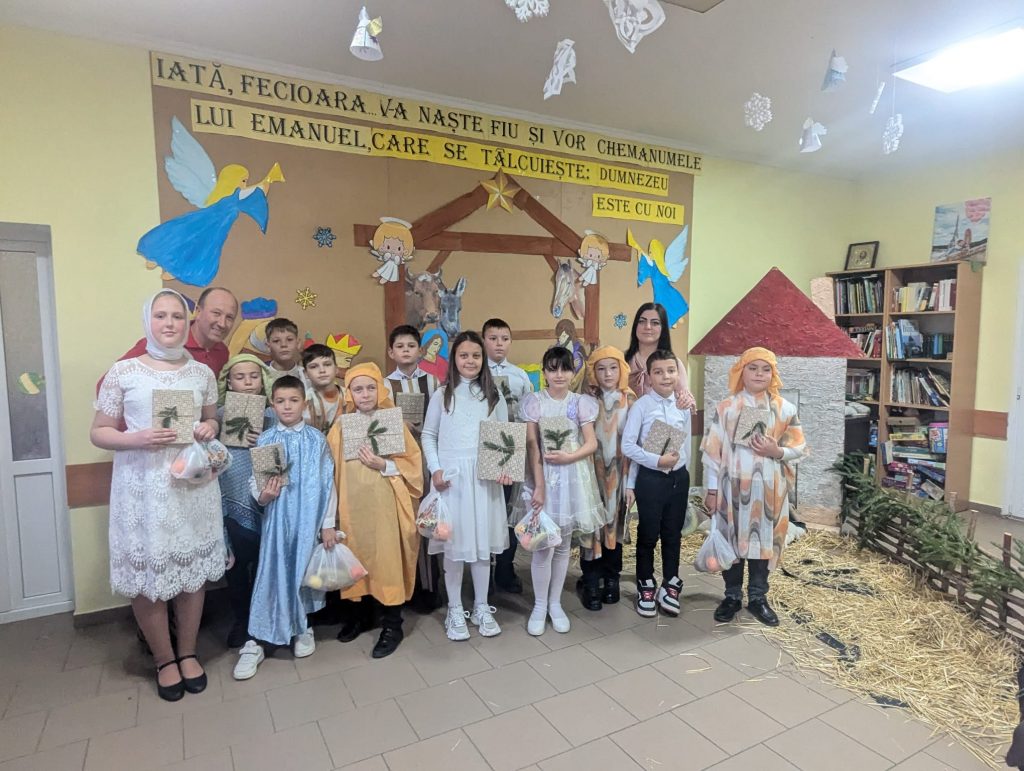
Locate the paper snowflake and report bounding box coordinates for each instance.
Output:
[295,287,318,310]
[883,114,904,155]
[313,227,336,248]
[505,0,549,22]
[743,92,772,131]
[613,313,628,329]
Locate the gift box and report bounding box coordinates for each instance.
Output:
[250,442,290,488]
[395,392,425,427]
[539,416,576,453]
[477,420,527,482]
[733,407,771,447]
[152,389,195,444]
[340,406,406,460]
[642,419,686,456]
[220,392,267,447]
[493,376,519,415]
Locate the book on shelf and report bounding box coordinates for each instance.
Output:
[885,319,926,360]
[881,417,949,500]
[834,274,884,314]
[843,324,882,357]
[845,368,878,401]
[891,279,957,312]
[890,367,951,407]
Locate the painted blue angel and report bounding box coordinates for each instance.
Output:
[628,225,690,327]
[137,117,284,286]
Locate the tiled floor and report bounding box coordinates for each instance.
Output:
[0,568,997,770]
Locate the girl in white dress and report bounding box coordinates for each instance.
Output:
[421,331,512,641]
[91,289,225,702]
[515,347,603,636]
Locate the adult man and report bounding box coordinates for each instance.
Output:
[98,287,238,391]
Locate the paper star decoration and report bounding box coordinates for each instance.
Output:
[613,313,628,329]
[743,92,772,131]
[481,171,521,212]
[294,287,318,310]
[312,227,336,248]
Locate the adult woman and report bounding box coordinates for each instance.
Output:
[624,302,696,408]
[91,289,225,701]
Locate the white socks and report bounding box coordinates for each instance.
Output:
[444,557,492,610]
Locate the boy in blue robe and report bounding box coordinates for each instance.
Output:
[234,375,337,680]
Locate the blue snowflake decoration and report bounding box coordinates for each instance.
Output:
[613,312,628,329]
[313,227,336,248]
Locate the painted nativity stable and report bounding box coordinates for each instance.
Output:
[691,267,862,515]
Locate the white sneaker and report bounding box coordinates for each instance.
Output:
[445,605,471,641]
[292,628,316,658]
[548,605,571,633]
[233,640,264,680]
[527,608,547,636]
[470,604,502,637]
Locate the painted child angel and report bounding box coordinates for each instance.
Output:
[577,230,609,288]
[137,117,284,287]
[369,217,414,284]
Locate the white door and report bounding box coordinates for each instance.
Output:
[0,224,73,622]
[1007,261,1024,519]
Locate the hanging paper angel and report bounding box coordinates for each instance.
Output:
[799,118,827,153]
[577,230,609,287]
[628,225,690,328]
[821,49,848,92]
[369,217,414,284]
[543,39,576,100]
[137,117,284,287]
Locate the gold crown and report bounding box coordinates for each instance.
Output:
[326,333,362,356]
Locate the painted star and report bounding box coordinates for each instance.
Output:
[481,171,521,212]
[312,227,336,248]
[294,287,317,310]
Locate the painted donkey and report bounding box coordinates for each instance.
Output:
[438,273,467,339]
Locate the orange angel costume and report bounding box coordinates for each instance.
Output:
[700,348,807,569]
[326,364,424,605]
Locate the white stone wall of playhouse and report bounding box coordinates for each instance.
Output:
[701,355,845,514]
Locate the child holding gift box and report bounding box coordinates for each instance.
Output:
[701,347,807,627]
[325,363,423,659]
[421,331,512,641]
[621,349,692,619]
[216,354,274,649]
[513,346,603,636]
[578,346,636,611]
[233,375,336,680]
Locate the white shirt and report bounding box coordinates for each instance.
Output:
[385,367,439,398]
[622,391,691,489]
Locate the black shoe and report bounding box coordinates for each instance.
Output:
[713,597,743,623]
[602,576,621,604]
[337,619,365,643]
[747,599,780,627]
[372,627,404,658]
[155,659,184,702]
[493,570,523,594]
[577,579,603,611]
[227,621,250,649]
[176,654,208,694]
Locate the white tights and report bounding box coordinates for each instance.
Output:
[530,531,572,616]
[444,557,491,609]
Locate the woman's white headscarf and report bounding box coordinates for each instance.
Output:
[143,289,190,361]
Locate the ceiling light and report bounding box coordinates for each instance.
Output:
[894,26,1024,93]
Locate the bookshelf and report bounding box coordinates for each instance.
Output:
[828,260,982,509]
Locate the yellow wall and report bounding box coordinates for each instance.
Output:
[851,154,1024,508]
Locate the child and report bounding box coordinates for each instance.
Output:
[385,324,442,610]
[325,363,423,658]
[233,375,336,680]
[578,346,636,611]
[482,318,534,594]
[421,331,511,641]
[701,347,807,627]
[514,347,603,636]
[217,354,274,648]
[621,349,692,618]
[265,318,310,389]
[303,343,342,433]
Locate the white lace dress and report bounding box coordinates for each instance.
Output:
[95,358,226,601]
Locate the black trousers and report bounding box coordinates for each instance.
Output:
[494,484,517,576]
[580,544,623,584]
[634,464,689,585]
[723,558,770,602]
[342,596,403,630]
[224,518,261,629]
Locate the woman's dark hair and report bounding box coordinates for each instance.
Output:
[645,348,677,373]
[624,303,673,362]
[542,346,574,373]
[443,331,500,415]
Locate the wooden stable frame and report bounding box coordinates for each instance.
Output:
[353,174,631,345]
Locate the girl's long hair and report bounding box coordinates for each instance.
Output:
[624,302,673,362]
[443,331,500,415]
